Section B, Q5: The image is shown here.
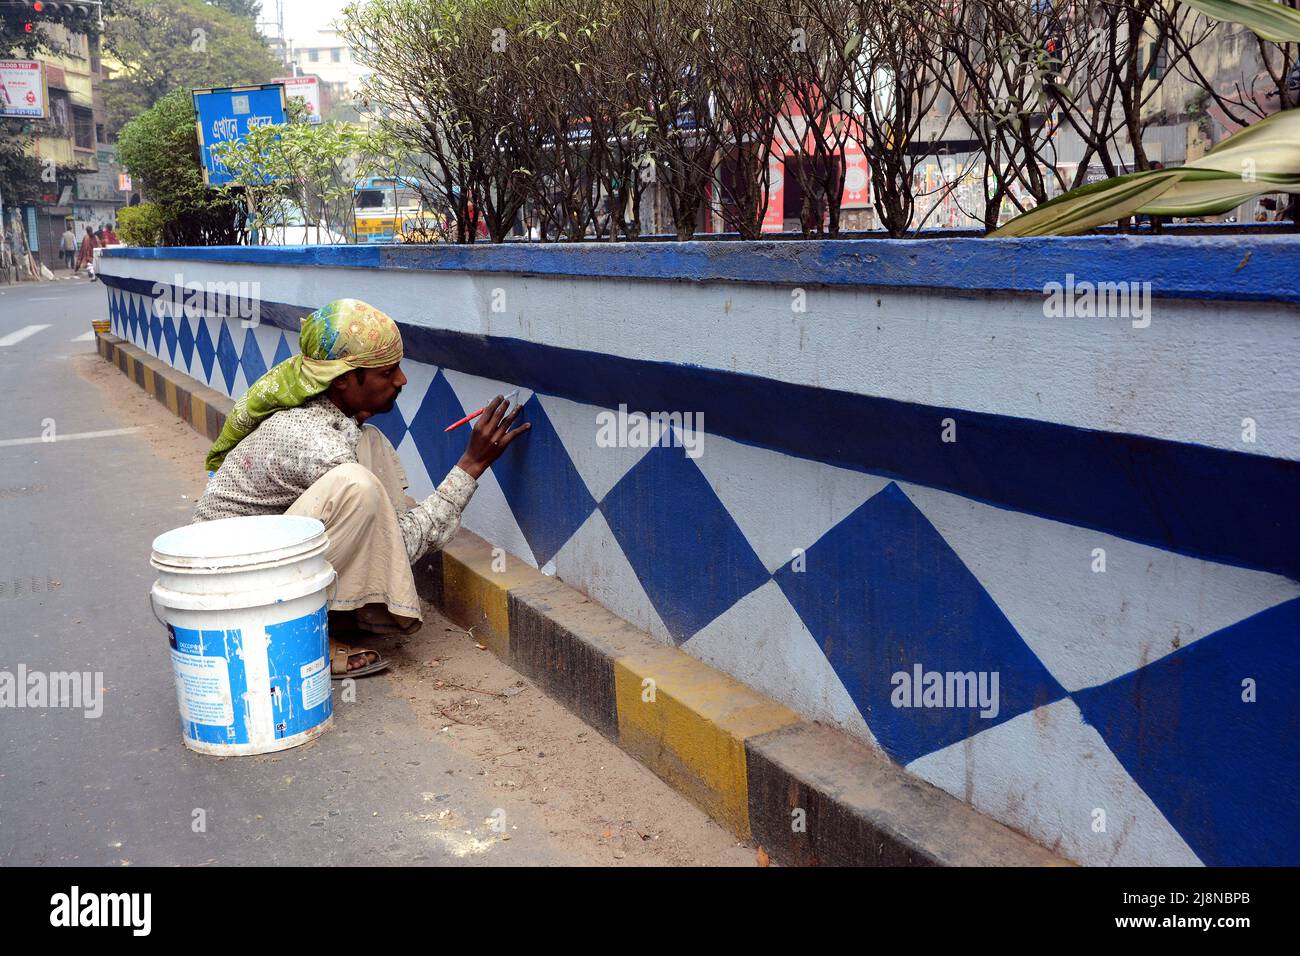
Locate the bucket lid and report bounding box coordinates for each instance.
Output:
[151,515,327,571]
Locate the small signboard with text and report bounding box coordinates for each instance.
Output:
[272,75,322,124]
[0,59,47,118]
[192,84,288,186]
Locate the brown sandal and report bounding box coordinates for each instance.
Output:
[330,640,390,679]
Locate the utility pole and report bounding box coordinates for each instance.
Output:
[256,0,290,71]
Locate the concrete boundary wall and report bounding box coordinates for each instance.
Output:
[96,332,1069,867]
[99,239,1300,866]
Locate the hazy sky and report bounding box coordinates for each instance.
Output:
[267,0,353,39]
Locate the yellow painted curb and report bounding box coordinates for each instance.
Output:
[190,395,209,438]
[613,645,800,839]
[439,537,535,660]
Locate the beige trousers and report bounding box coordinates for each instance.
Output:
[286,426,423,621]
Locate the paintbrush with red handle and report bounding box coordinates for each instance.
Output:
[443,389,519,433]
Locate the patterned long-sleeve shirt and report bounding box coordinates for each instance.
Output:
[193,396,475,563]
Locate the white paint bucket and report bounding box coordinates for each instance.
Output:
[150,515,336,756]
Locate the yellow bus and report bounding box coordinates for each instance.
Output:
[353,176,427,243]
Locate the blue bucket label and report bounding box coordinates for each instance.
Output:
[265,607,332,738]
[170,605,331,746]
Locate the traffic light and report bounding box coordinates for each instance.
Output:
[2,1,103,46]
[47,1,97,14]
[1,0,102,34]
[2,0,100,17]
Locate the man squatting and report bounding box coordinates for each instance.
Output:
[191,299,529,677]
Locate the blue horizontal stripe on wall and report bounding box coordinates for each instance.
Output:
[102,233,1300,303]
[401,327,1300,582]
[103,274,316,338]
[101,273,1300,580]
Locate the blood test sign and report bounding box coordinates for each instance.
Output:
[0,60,47,119]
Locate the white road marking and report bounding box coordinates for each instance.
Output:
[71,330,96,342]
[0,324,51,347]
[0,427,143,448]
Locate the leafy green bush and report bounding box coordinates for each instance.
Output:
[213,118,393,244]
[116,89,247,245]
[116,204,165,247]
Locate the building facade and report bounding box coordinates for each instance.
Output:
[5,23,127,271]
[284,29,367,120]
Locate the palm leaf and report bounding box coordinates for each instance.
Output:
[990,170,1186,236]
[992,109,1300,236]
[1140,170,1300,214]
[1140,108,1300,210]
[1178,0,1300,44]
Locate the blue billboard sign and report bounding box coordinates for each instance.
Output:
[192,84,288,186]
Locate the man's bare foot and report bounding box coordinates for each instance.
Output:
[343,647,380,670]
[345,650,377,671]
[329,638,387,677]
[327,612,388,676]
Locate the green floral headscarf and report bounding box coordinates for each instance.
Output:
[204,298,403,472]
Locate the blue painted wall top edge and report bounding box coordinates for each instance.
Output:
[102,235,1300,303]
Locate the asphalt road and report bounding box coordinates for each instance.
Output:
[0,278,728,867]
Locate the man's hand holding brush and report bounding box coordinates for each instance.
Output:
[455,392,531,479]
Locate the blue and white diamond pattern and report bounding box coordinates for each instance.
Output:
[102,283,1300,867]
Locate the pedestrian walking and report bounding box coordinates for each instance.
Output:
[60,224,76,270]
[74,227,97,275]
